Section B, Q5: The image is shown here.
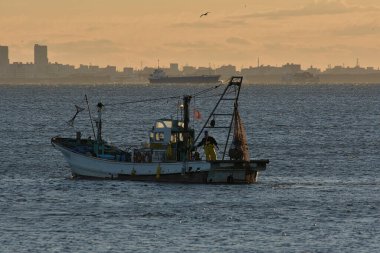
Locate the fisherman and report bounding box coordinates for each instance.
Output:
[197,130,218,161]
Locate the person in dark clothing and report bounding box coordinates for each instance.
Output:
[197,131,218,160]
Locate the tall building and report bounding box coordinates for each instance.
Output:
[34,44,48,65]
[168,63,180,75]
[170,63,179,72]
[0,45,9,66]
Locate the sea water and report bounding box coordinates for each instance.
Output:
[0,83,379,252]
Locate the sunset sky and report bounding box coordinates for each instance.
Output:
[1,0,380,70]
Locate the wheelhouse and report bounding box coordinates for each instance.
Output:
[149,118,194,162]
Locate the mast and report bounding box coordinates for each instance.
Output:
[85,95,96,140]
[96,102,104,142]
[90,102,105,156]
[183,95,191,131]
[182,95,192,160]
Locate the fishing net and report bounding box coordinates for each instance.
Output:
[228,107,250,161]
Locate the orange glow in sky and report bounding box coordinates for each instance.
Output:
[1,0,380,70]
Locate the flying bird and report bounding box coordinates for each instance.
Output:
[200,12,210,18]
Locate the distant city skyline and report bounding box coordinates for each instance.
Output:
[1,0,380,69]
[2,43,380,86]
[0,43,378,72]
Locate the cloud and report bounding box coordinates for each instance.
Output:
[259,42,380,66]
[226,37,251,45]
[262,42,347,52]
[84,26,101,32]
[164,41,222,50]
[333,23,380,36]
[231,0,380,20]
[171,19,247,29]
[172,21,223,29]
[45,39,127,66]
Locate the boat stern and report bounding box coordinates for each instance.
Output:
[206,159,269,184]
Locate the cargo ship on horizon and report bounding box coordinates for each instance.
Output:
[149,68,220,84]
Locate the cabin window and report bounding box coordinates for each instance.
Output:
[171,133,183,143]
[156,120,172,129]
[163,120,172,128]
[155,132,165,141]
[155,122,165,129]
[150,132,154,142]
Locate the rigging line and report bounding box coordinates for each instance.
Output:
[104,84,223,107]
[105,95,182,106]
[194,91,229,99]
[85,94,97,140]
[186,87,235,98]
[193,85,222,97]
[193,88,235,98]
[192,84,222,97]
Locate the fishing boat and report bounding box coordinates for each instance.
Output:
[51,76,269,183]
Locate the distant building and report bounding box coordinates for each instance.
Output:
[0,45,9,66]
[123,67,133,75]
[8,62,35,78]
[170,63,179,72]
[48,62,75,77]
[216,65,236,77]
[281,63,301,73]
[103,65,117,74]
[241,65,281,75]
[182,66,196,75]
[167,63,180,76]
[306,65,321,75]
[34,44,48,65]
[195,66,213,75]
[89,65,100,73]
[137,67,156,79]
[323,65,378,75]
[78,64,90,73]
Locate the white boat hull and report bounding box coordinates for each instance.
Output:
[52,136,268,184]
[55,143,210,179]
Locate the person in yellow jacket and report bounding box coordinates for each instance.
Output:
[197,131,218,161]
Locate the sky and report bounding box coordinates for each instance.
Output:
[1,0,380,70]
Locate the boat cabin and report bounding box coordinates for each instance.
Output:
[148,118,194,162]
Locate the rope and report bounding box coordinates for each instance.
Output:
[104,84,223,107]
[192,84,222,96]
[193,88,235,99]
[62,84,224,132]
[105,95,182,106]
